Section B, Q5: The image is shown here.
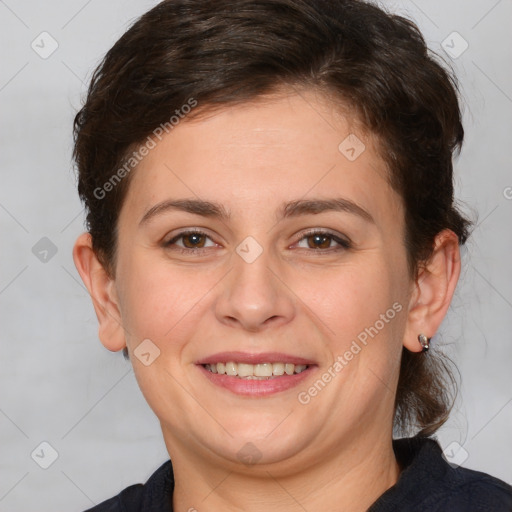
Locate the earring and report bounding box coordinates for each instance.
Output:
[418,333,430,352]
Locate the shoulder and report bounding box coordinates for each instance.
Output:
[81,460,174,512]
[82,484,143,512]
[370,436,512,512]
[435,462,512,511]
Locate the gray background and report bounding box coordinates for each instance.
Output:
[0,0,511,510]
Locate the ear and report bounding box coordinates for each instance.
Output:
[403,229,461,352]
[72,232,126,352]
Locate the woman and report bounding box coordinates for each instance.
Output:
[71,0,512,510]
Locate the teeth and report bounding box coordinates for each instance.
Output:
[255,363,273,377]
[237,363,253,377]
[225,362,237,376]
[204,361,309,378]
[272,363,285,376]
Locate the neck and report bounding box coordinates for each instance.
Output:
[166,429,400,512]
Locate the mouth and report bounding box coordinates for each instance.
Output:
[196,352,316,396]
[202,361,309,379]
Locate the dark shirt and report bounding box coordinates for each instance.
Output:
[84,436,512,511]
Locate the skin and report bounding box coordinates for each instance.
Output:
[74,88,461,512]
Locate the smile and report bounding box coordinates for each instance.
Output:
[203,362,309,379]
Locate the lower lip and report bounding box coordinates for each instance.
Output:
[198,364,316,396]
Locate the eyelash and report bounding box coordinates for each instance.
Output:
[164,229,352,255]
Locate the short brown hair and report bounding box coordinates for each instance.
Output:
[73,0,472,436]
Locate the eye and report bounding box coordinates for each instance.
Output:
[163,228,351,254]
[164,229,217,251]
[294,229,351,251]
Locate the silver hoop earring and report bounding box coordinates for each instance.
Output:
[418,333,430,352]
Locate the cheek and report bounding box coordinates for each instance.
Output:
[116,252,219,347]
[293,260,399,342]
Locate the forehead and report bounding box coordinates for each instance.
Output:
[121,90,401,227]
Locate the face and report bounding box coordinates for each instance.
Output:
[109,89,414,470]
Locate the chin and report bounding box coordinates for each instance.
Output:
[203,422,315,468]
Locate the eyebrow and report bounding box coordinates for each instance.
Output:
[139,197,375,226]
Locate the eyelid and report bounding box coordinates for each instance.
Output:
[292,228,352,249]
[164,227,351,253]
[164,228,218,248]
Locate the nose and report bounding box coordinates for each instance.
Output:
[214,245,296,332]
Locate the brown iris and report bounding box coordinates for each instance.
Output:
[307,234,331,249]
[181,233,207,248]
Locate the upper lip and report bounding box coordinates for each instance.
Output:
[196,351,316,366]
